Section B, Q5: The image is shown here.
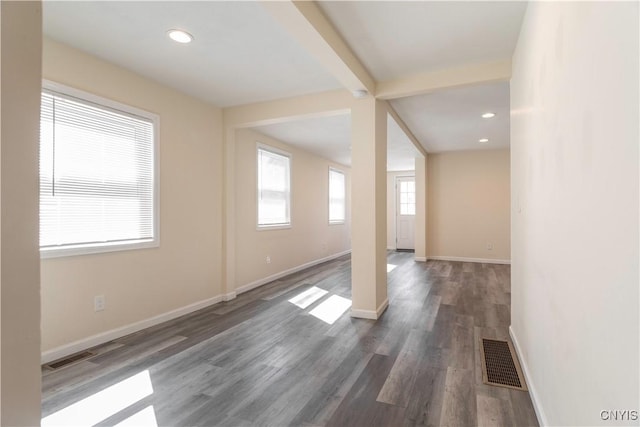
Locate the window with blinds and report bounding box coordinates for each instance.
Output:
[329,168,346,224]
[257,146,291,228]
[39,85,158,257]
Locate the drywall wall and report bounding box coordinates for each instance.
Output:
[40,39,224,354]
[386,170,415,249]
[427,149,510,262]
[414,155,427,261]
[234,128,351,289]
[510,2,639,425]
[1,2,42,424]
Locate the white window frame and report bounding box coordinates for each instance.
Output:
[40,80,160,258]
[256,143,292,230]
[328,167,346,225]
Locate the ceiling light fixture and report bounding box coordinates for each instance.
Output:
[352,89,368,99]
[167,29,193,44]
[481,112,496,119]
[478,138,489,143]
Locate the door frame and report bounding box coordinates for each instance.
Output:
[394,174,416,250]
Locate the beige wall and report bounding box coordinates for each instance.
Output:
[386,170,415,249]
[40,39,224,354]
[1,2,42,424]
[510,2,638,425]
[414,155,427,261]
[427,149,510,261]
[234,128,351,289]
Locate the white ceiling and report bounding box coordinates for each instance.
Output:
[387,117,420,171]
[252,114,352,167]
[43,1,519,156]
[318,1,527,81]
[43,1,341,107]
[251,114,419,171]
[391,81,510,153]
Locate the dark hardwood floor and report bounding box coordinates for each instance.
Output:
[42,252,539,426]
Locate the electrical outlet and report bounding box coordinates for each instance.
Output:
[94,295,105,312]
[266,256,271,264]
[486,243,493,251]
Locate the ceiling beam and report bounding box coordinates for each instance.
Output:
[224,89,353,128]
[384,102,429,157]
[260,1,376,95]
[376,60,511,100]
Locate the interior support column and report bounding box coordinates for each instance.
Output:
[350,97,388,319]
[1,1,43,424]
[414,154,427,262]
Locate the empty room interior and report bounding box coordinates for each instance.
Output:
[1,1,638,426]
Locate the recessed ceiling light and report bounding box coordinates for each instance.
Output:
[481,112,496,119]
[478,138,489,143]
[167,29,193,44]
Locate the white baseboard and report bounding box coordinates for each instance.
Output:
[387,246,396,250]
[351,298,389,320]
[42,250,353,364]
[427,255,510,265]
[376,298,389,317]
[41,295,223,364]
[509,326,547,426]
[235,249,352,295]
[414,256,427,262]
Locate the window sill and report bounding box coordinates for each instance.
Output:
[256,224,292,231]
[41,239,159,259]
[329,221,345,226]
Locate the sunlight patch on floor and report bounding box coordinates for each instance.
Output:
[42,370,154,426]
[309,294,352,324]
[387,264,398,272]
[115,405,158,427]
[288,285,328,309]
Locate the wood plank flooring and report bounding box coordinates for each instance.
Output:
[42,252,539,426]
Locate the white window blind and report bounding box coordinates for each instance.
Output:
[39,88,157,256]
[329,168,346,224]
[257,146,291,227]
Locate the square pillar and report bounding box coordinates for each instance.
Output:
[1,1,43,425]
[350,97,388,319]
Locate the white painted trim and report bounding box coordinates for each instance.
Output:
[414,256,427,262]
[328,167,346,225]
[376,298,389,317]
[351,298,389,320]
[222,292,236,302]
[42,250,353,364]
[509,326,547,426]
[256,142,292,230]
[235,249,352,295]
[40,80,161,259]
[387,246,396,250]
[427,255,510,265]
[41,295,223,364]
[351,308,376,319]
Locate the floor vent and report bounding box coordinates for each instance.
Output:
[480,338,527,391]
[44,351,95,371]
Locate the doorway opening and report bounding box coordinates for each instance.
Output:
[396,175,415,251]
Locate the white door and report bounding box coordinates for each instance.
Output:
[396,176,416,250]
